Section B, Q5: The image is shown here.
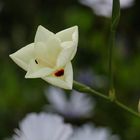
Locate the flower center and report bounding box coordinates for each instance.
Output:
[54,69,64,77]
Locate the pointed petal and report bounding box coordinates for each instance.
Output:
[35,37,62,68]
[71,26,78,59]
[57,41,74,67]
[43,62,73,89]
[35,25,54,43]
[25,59,54,78]
[56,26,78,43]
[9,43,34,71]
[56,26,78,60]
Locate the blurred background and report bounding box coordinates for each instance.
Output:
[0,0,140,140]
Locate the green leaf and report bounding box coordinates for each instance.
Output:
[111,0,120,31]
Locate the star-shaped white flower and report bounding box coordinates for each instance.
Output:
[12,113,73,140]
[9,25,78,89]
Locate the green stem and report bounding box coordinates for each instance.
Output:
[115,100,140,118]
[73,81,109,100]
[73,81,140,118]
[108,0,120,95]
[109,30,115,91]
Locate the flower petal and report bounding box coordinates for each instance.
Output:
[9,43,34,71]
[35,37,62,68]
[43,62,73,89]
[56,26,78,60]
[25,59,55,78]
[35,25,54,43]
[57,41,74,67]
[13,113,73,140]
[46,87,67,113]
[71,26,78,60]
[56,26,78,42]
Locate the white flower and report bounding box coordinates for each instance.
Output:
[45,87,94,118]
[69,124,120,140]
[79,0,134,17]
[13,113,73,140]
[9,25,78,89]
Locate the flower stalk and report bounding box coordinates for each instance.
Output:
[108,30,115,95]
[108,0,120,98]
[73,81,109,100]
[73,81,140,118]
[73,0,140,119]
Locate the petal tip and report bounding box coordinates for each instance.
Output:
[25,74,29,79]
[72,25,78,31]
[67,86,73,90]
[9,53,17,62]
[74,25,78,29]
[58,84,72,90]
[9,53,14,59]
[37,25,44,30]
[64,82,73,90]
[25,72,33,79]
[25,73,34,79]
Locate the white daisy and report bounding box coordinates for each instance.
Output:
[79,0,134,17]
[12,113,73,140]
[45,87,95,118]
[69,124,120,140]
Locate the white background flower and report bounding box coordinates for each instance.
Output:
[79,0,134,17]
[45,87,95,118]
[10,25,78,89]
[69,124,120,140]
[13,113,73,140]
[76,69,108,88]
